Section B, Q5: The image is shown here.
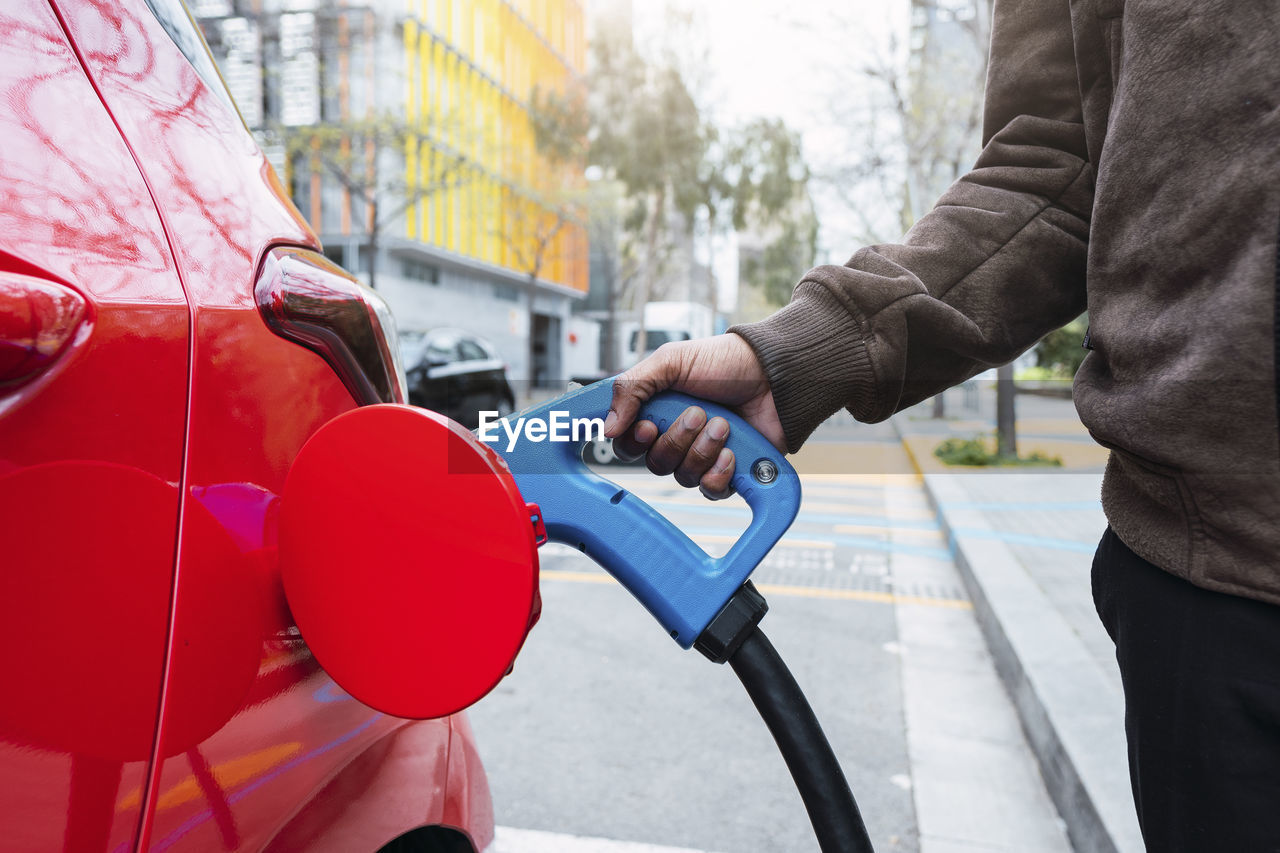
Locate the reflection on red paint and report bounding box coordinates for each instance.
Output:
[0,3,189,850]
[0,0,495,848]
[0,462,176,758]
[57,0,481,848]
[0,273,87,389]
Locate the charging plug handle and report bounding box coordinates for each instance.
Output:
[494,378,800,647]
[694,581,768,664]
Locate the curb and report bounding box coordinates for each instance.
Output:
[893,418,1143,853]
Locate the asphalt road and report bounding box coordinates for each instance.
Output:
[468,420,1071,853]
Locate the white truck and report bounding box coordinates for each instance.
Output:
[619,301,717,368]
[586,301,718,466]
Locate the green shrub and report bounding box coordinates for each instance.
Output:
[1014,365,1058,381]
[1032,314,1090,378]
[932,435,1063,467]
[934,437,995,466]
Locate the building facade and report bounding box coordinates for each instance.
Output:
[195,0,590,386]
[902,0,990,223]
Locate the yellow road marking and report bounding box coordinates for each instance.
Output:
[542,570,615,585]
[833,524,944,542]
[540,570,971,610]
[691,533,836,550]
[756,582,972,610]
[803,501,935,519]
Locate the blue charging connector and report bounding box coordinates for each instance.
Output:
[489,378,873,853]
[490,378,801,649]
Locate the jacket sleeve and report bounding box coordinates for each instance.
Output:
[730,0,1092,452]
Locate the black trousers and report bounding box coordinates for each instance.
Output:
[1092,527,1280,852]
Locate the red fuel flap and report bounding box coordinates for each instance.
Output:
[280,404,541,719]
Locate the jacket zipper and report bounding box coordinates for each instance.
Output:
[1274,211,1280,453]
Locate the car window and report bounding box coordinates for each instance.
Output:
[457,340,487,361]
[425,339,458,364]
[398,331,426,365]
[142,0,241,117]
[645,330,680,349]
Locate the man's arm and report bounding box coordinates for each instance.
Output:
[737,0,1091,450]
[609,0,1090,484]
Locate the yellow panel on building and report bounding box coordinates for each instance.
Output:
[401,0,587,293]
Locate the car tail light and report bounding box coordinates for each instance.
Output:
[0,273,88,390]
[256,247,406,405]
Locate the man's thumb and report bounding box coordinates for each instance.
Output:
[605,349,679,438]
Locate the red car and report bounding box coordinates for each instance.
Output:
[0,2,497,850]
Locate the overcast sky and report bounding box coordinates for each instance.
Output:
[631,0,913,266]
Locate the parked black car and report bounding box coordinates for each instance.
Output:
[400,330,516,428]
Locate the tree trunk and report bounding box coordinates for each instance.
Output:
[932,392,945,419]
[526,273,538,392]
[706,210,717,315]
[366,198,379,290]
[604,249,618,373]
[996,363,1017,458]
[636,184,665,362]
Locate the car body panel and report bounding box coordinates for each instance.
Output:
[259,716,453,853]
[442,713,496,845]
[0,1,494,850]
[0,2,190,850]
[48,2,460,850]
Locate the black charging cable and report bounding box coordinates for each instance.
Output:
[696,582,875,853]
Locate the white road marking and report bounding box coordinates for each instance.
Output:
[490,826,724,853]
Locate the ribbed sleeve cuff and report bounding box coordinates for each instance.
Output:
[729,284,878,453]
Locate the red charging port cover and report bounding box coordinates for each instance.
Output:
[280,404,541,719]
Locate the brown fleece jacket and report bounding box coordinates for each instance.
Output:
[732,0,1280,604]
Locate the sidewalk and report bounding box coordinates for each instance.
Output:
[892,386,1143,853]
[896,383,1110,475]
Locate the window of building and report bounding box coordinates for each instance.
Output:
[322,244,347,269]
[287,150,311,218]
[401,258,441,284]
[143,0,239,115]
[279,12,320,127]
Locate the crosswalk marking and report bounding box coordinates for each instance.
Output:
[490,826,723,853]
[539,569,973,609]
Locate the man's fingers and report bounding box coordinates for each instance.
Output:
[612,419,658,462]
[605,348,679,438]
[615,410,734,500]
[597,336,772,500]
[674,416,730,488]
[646,406,706,476]
[698,449,735,500]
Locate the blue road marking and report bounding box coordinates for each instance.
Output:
[680,525,954,562]
[649,499,941,531]
[651,503,1098,558]
[949,528,1100,554]
[937,500,1101,512]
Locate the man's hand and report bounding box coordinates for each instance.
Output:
[603,333,783,500]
